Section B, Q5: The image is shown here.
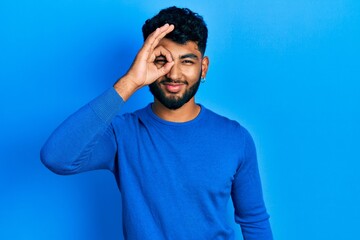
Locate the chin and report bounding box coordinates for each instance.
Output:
[149,78,201,110]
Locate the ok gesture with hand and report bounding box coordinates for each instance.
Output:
[114,24,175,100]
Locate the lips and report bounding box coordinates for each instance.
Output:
[162,82,186,93]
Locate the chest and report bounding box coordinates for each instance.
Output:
[116,122,241,197]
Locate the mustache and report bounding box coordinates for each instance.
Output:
[160,78,188,85]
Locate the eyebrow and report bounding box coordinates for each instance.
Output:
[155,53,200,60]
[179,54,199,60]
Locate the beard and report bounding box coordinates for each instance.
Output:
[149,75,201,110]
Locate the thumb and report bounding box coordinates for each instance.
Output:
[158,61,174,77]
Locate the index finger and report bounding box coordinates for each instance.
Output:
[143,24,175,54]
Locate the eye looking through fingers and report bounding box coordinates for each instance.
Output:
[151,45,173,66]
[154,56,167,68]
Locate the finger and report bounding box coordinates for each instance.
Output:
[147,23,173,45]
[142,24,174,55]
[149,24,174,50]
[153,61,174,80]
[159,61,175,76]
[149,46,173,63]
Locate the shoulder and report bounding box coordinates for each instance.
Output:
[200,105,256,152]
[111,104,151,126]
[201,105,250,137]
[201,106,256,162]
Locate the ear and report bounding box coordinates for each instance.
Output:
[201,56,209,78]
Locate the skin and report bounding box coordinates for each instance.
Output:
[114,24,209,122]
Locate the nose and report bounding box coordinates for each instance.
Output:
[166,62,182,80]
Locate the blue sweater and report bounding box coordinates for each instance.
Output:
[41,88,272,240]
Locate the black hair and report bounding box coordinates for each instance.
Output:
[142,6,208,55]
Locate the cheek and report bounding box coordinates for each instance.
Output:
[181,66,202,80]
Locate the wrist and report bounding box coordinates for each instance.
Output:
[113,75,140,101]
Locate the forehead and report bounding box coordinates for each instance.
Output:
[158,38,202,58]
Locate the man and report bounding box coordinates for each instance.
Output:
[41,6,273,240]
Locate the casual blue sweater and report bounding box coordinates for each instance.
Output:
[41,88,272,240]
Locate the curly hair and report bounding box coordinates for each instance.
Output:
[142,6,208,55]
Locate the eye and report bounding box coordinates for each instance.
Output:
[182,60,194,65]
[154,58,167,66]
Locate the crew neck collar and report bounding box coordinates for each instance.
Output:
[145,103,206,126]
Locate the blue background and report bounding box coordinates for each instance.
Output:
[1,0,359,239]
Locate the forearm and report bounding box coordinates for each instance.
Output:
[240,217,273,240]
[233,184,273,240]
[40,88,124,174]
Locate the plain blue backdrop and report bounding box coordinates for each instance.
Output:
[1,0,359,239]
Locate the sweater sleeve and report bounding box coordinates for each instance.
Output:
[231,128,273,240]
[40,88,124,175]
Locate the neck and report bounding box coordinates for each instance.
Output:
[151,98,201,123]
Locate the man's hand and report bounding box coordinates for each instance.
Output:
[114,24,175,100]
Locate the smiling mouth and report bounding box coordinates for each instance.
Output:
[162,82,185,93]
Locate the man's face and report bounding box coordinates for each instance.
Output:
[149,38,209,110]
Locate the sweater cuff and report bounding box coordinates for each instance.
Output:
[88,87,124,124]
